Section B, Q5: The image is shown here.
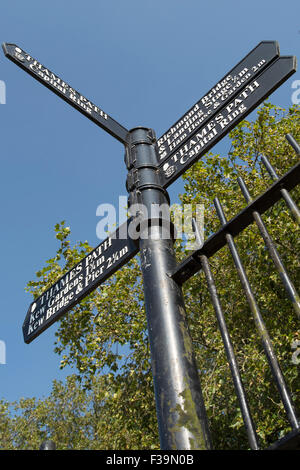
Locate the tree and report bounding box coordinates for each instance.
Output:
[0,374,158,450]
[180,102,300,448]
[14,102,300,449]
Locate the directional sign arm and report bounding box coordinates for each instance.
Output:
[23,218,139,344]
[2,43,129,144]
[159,55,297,188]
[157,41,280,164]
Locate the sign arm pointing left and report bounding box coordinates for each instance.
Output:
[2,43,129,144]
[22,217,139,344]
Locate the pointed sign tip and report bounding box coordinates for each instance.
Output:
[2,43,9,56]
[258,40,280,55]
[2,43,21,58]
[278,55,297,72]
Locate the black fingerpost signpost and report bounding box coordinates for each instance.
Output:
[3,41,296,450]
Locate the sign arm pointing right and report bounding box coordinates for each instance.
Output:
[159,54,297,187]
[157,41,280,164]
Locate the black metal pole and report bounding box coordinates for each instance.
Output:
[125,127,211,450]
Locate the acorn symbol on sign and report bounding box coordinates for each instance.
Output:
[14,47,25,62]
[163,163,175,178]
[31,302,37,313]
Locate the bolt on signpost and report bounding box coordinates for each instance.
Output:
[3,41,296,450]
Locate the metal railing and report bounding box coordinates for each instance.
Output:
[170,134,300,450]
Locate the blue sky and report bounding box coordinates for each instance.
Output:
[0,0,299,403]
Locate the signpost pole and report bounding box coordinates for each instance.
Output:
[125,127,211,450]
[5,40,296,449]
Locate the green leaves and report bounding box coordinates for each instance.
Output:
[3,101,299,450]
[181,102,300,449]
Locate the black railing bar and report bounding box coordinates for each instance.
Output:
[200,256,260,450]
[286,133,300,155]
[192,216,205,248]
[213,197,299,431]
[237,176,300,322]
[267,427,300,450]
[193,217,260,449]
[171,161,300,285]
[261,155,300,225]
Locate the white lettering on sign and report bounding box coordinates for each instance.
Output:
[14,47,108,121]
[25,237,131,338]
[162,80,259,178]
[157,58,266,160]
